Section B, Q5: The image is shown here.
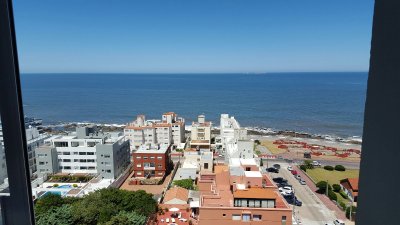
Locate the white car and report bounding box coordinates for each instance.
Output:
[312,161,321,166]
[299,179,306,185]
[287,166,293,171]
[279,187,293,194]
[333,219,345,225]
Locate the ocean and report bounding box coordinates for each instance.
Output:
[20,72,368,138]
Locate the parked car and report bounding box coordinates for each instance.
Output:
[333,219,345,225]
[285,195,302,206]
[295,175,301,180]
[273,177,288,183]
[267,167,279,173]
[291,170,298,175]
[273,164,281,169]
[277,183,292,188]
[279,186,293,192]
[287,166,293,171]
[299,179,306,185]
[312,161,322,167]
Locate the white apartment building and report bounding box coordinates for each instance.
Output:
[216,114,255,163]
[26,127,49,176]
[190,115,212,151]
[124,112,185,150]
[37,125,130,179]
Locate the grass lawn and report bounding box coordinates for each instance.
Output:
[305,168,359,185]
[260,140,287,154]
[306,168,358,209]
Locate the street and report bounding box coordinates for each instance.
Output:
[263,161,338,225]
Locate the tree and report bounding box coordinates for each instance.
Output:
[299,165,307,172]
[173,179,195,190]
[36,205,74,225]
[35,193,65,217]
[259,159,264,167]
[316,181,332,194]
[105,211,146,225]
[254,140,261,145]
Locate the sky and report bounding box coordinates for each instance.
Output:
[13,0,374,73]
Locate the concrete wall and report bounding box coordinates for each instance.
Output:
[96,139,130,179]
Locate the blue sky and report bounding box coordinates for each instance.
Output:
[13,0,374,73]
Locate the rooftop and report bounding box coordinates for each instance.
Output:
[135,144,170,154]
[244,171,262,178]
[233,188,277,199]
[163,186,189,204]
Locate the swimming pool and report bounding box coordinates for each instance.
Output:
[56,184,72,189]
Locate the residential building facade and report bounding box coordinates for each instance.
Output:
[132,144,171,178]
[190,115,212,151]
[124,112,185,150]
[36,125,130,179]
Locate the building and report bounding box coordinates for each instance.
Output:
[163,186,189,205]
[124,112,185,150]
[197,164,292,225]
[0,143,6,185]
[36,125,130,179]
[132,144,171,178]
[340,178,359,202]
[217,114,254,163]
[190,115,212,151]
[25,127,49,176]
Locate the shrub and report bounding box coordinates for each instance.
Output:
[338,200,347,210]
[303,160,314,169]
[300,165,307,172]
[339,190,348,199]
[254,140,261,145]
[332,184,341,192]
[324,165,334,171]
[346,206,357,220]
[53,184,59,187]
[328,190,337,201]
[189,220,193,225]
[335,165,346,171]
[72,184,78,188]
[316,181,332,194]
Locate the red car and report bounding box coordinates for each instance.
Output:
[291,170,298,175]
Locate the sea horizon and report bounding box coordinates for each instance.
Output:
[20,72,368,138]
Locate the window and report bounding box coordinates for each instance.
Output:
[223,214,226,217]
[87,152,95,155]
[253,215,262,221]
[136,156,141,159]
[242,214,251,222]
[104,154,110,158]
[79,152,87,155]
[63,152,71,155]
[204,163,208,169]
[137,164,141,167]
[63,159,71,162]
[157,156,162,159]
[232,214,241,221]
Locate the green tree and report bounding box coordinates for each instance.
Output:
[324,165,334,171]
[254,140,261,145]
[105,211,146,225]
[35,193,65,217]
[173,179,195,190]
[36,205,74,225]
[316,181,332,194]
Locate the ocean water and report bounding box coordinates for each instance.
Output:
[20,73,368,137]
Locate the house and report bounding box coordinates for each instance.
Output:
[340,178,359,202]
[163,186,189,205]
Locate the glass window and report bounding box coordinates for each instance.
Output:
[232,214,241,221]
[242,214,251,222]
[253,215,262,221]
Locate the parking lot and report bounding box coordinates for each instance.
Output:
[263,161,339,225]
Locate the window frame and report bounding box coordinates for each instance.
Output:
[0,0,36,224]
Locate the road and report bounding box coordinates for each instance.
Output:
[263,161,338,225]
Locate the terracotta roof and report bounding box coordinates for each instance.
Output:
[341,178,359,191]
[233,188,277,199]
[155,123,172,127]
[125,126,143,130]
[163,187,189,203]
